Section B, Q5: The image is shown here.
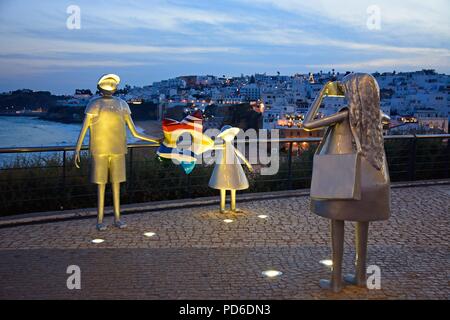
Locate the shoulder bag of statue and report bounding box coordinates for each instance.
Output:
[310,127,362,200]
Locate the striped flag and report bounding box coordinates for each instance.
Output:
[157,111,214,173]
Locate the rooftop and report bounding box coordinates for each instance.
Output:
[0,182,448,299]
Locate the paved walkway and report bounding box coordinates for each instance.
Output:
[0,185,448,299]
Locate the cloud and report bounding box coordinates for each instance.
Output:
[0,45,232,76]
[221,26,450,58]
[325,40,450,56]
[0,56,150,77]
[307,56,450,71]
[239,0,450,40]
[99,1,239,31]
[0,36,241,55]
[0,57,147,68]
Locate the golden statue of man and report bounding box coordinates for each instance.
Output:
[74,74,158,231]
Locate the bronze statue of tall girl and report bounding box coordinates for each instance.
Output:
[303,73,391,292]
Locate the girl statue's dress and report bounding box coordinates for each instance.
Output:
[209,125,252,213]
[310,76,390,221]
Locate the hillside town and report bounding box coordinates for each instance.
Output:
[1,69,448,136]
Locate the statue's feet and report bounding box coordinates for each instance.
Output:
[96,222,107,231]
[220,209,227,214]
[232,208,243,213]
[344,273,367,287]
[319,279,343,293]
[113,220,127,229]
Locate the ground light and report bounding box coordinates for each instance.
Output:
[91,238,105,244]
[320,259,333,267]
[257,214,268,219]
[144,232,156,237]
[262,270,283,278]
[223,219,234,223]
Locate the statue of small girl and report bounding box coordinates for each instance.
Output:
[209,125,253,213]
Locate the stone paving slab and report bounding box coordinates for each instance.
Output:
[0,185,449,299]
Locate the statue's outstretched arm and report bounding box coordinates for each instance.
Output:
[74,114,93,168]
[213,143,225,150]
[124,114,160,144]
[303,110,349,131]
[303,81,347,131]
[235,148,253,172]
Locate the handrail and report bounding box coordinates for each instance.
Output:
[0,134,448,154]
[415,134,450,139]
[0,133,448,216]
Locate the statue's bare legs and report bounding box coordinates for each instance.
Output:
[320,221,370,291]
[96,184,107,231]
[112,182,127,228]
[95,182,126,230]
[344,222,369,287]
[220,189,242,214]
[230,189,242,213]
[320,220,344,292]
[220,189,226,214]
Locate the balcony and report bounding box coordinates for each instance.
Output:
[0,134,449,216]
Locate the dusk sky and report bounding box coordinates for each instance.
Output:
[0,0,449,94]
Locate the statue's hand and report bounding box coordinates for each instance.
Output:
[325,81,345,96]
[142,135,161,144]
[74,151,81,169]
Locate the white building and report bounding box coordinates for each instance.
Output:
[240,83,260,101]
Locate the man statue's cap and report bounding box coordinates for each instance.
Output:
[97,74,120,92]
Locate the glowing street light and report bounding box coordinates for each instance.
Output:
[91,238,105,244]
[320,259,333,267]
[262,270,283,278]
[144,232,156,237]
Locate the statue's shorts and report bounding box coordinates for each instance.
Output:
[90,154,126,184]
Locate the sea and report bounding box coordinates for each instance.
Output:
[0,116,142,165]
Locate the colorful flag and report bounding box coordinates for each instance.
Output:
[157,110,214,174]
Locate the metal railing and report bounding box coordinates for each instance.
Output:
[0,134,449,216]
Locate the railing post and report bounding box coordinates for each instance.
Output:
[58,150,67,209]
[128,147,133,202]
[408,135,417,181]
[287,142,293,189]
[62,150,66,190]
[186,173,192,198]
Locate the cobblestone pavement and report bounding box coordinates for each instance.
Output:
[0,185,448,299]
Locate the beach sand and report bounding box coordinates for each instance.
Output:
[136,120,164,140]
